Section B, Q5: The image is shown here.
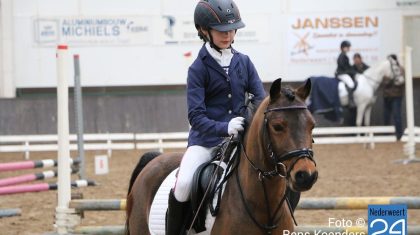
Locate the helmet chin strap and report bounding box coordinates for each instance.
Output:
[207,31,222,53]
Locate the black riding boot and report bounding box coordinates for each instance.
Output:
[166,189,190,235]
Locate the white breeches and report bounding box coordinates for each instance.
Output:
[337,74,355,89]
[173,145,216,202]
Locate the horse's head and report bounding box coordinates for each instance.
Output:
[262,78,318,192]
[375,55,404,85]
[387,55,404,85]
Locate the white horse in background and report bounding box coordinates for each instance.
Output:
[337,56,404,127]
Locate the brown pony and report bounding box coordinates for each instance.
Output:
[126,79,318,235]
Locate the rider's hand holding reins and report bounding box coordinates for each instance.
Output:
[228,117,245,138]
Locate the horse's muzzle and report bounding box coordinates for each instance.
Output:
[293,170,318,191]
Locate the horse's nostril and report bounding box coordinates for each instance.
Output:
[312,171,318,181]
[295,171,318,186]
[295,171,309,183]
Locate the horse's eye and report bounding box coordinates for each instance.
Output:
[272,124,284,132]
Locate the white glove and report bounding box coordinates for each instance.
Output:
[228,117,245,137]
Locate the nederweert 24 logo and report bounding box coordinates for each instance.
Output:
[368,204,407,235]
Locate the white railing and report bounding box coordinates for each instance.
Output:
[0,132,188,159]
[0,126,419,159]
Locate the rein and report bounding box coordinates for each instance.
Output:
[236,104,315,234]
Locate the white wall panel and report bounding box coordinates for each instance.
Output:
[35,0,79,16]
[289,0,412,12]
[9,0,420,88]
[80,0,160,15]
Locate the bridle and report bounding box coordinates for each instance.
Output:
[241,105,315,179]
[236,104,316,234]
[264,105,315,177]
[387,57,403,84]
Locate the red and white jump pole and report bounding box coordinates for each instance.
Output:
[0,159,56,172]
[55,44,76,234]
[0,180,95,196]
[0,169,78,187]
[0,170,57,187]
[0,158,78,172]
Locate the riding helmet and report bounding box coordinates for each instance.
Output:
[194,0,245,32]
[340,40,351,49]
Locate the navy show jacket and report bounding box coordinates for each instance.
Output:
[187,45,266,147]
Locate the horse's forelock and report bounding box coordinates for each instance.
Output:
[282,87,296,101]
[251,85,306,129]
[267,86,307,108]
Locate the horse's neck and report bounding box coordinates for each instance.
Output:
[362,62,387,88]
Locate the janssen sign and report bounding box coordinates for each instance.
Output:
[291,16,378,29]
[287,14,380,64]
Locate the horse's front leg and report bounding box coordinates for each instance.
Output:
[356,102,367,127]
[356,102,368,148]
[364,104,374,149]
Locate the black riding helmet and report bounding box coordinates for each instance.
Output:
[340,40,351,49]
[194,0,245,49]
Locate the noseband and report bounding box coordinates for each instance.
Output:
[236,104,316,234]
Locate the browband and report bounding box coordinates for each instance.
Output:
[264,105,307,115]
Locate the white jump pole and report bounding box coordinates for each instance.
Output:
[55,45,78,234]
[397,46,420,164]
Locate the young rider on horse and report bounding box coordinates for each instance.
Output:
[166,0,266,234]
[336,40,357,107]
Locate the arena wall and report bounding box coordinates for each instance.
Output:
[0,81,419,135]
[1,0,419,97]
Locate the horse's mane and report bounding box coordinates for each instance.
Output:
[363,58,390,80]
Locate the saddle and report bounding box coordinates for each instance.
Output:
[189,139,239,233]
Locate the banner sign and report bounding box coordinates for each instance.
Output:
[287,14,381,64]
[34,14,269,46]
[396,0,420,7]
[34,16,155,46]
[160,14,269,44]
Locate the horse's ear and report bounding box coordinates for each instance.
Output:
[296,79,311,100]
[270,78,282,101]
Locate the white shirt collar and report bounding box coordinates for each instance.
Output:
[205,43,234,68]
